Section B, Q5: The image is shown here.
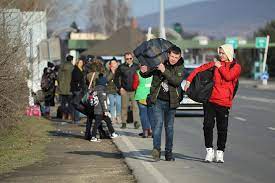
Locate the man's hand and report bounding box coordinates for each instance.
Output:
[140,65,148,73]
[120,88,126,95]
[215,61,222,68]
[157,63,165,73]
[184,81,191,91]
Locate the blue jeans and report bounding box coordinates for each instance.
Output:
[137,103,153,130]
[72,91,81,122]
[152,99,176,152]
[108,93,121,118]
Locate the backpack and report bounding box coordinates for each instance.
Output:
[41,73,50,91]
[186,62,239,103]
[134,38,174,68]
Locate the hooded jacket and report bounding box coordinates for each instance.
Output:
[186,60,241,107]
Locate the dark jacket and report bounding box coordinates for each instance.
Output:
[71,66,85,93]
[106,69,118,94]
[93,85,109,115]
[187,60,241,107]
[114,63,139,91]
[140,58,184,109]
[57,62,74,95]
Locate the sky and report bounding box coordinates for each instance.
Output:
[131,0,203,17]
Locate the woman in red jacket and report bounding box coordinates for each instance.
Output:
[184,44,241,163]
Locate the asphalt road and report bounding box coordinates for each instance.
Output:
[114,85,275,183]
[172,86,275,183]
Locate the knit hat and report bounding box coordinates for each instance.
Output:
[218,44,234,61]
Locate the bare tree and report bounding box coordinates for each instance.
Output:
[87,0,130,35]
[0,0,55,130]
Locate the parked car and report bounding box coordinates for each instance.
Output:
[177,64,203,110]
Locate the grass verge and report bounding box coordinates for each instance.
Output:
[0,116,53,174]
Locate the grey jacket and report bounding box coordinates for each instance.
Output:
[93,85,109,115]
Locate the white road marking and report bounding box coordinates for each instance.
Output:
[121,136,170,183]
[234,117,247,122]
[268,127,275,131]
[236,95,275,104]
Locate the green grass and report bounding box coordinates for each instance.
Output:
[0,117,54,174]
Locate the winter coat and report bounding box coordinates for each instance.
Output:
[114,63,139,91]
[106,69,118,94]
[56,62,74,95]
[93,85,109,115]
[70,66,85,93]
[186,60,241,107]
[140,58,184,109]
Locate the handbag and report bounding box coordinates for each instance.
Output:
[74,72,98,115]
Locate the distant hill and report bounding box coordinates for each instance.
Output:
[137,0,275,38]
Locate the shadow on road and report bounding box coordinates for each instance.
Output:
[67,149,204,163]
[175,111,204,117]
[48,130,84,140]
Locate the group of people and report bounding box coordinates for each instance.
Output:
[40,42,241,163]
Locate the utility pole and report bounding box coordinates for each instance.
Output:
[159,0,166,39]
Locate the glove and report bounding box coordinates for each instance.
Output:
[104,112,111,118]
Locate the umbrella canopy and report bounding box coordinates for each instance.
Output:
[81,26,146,56]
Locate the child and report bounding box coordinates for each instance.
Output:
[90,74,119,142]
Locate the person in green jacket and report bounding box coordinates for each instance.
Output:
[140,45,184,161]
[56,55,74,120]
[132,68,153,138]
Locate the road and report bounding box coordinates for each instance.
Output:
[114,85,275,183]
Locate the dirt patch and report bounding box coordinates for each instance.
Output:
[0,119,136,183]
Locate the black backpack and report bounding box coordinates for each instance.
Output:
[186,62,239,103]
[134,38,174,68]
[41,73,50,91]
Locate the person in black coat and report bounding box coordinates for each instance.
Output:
[70,57,85,123]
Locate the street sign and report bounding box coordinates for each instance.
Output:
[255,37,267,48]
[226,37,238,49]
[261,72,269,80]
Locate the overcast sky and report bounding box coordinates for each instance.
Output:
[131,0,203,17]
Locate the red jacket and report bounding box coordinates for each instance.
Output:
[132,73,139,90]
[186,60,241,107]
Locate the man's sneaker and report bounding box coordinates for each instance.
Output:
[216,150,224,163]
[165,151,175,161]
[152,148,161,161]
[110,132,119,138]
[120,123,127,129]
[134,121,140,129]
[90,137,101,142]
[205,148,215,162]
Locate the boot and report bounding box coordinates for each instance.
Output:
[134,121,140,129]
[121,123,127,129]
[142,129,149,138]
[148,129,152,137]
[68,114,73,121]
[165,150,175,161]
[152,148,161,161]
[62,113,67,120]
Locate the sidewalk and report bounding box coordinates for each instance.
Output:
[0,120,136,183]
[112,124,197,183]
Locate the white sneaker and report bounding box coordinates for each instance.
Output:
[90,137,101,142]
[110,132,119,138]
[205,148,215,162]
[216,150,224,163]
